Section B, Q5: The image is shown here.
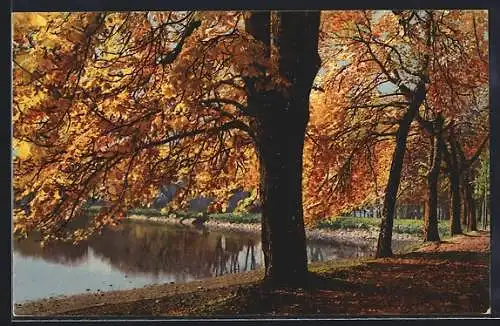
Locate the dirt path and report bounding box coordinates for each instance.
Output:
[15,231,489,317]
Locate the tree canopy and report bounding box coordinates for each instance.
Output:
[13,10,489,267]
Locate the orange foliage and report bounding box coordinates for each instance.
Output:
[12,10,488,240]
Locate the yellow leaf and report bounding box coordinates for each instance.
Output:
[13,13,47,30]
[13,140,31,159]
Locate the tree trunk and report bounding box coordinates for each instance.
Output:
[463,171,477,232]
[423,134,442,242]
[442,202,449,222]
[245,11,321,286]
[444,139,463,235]
[481,197,484,229]
[449,170,462,235]
[257,117,309,285]
[376,82,425,258]
[485,197,489,229]
[461,183,468,226]
[483,192,487,230]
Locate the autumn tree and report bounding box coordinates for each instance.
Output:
[416,112,444,242]
[306,10,488,251]
[444,123,489,233]
[309,10,433,257]
[13,11,321,286]
[473,149,490,230]
[12,9,489,285]
[424,9,489,235]
[242,11,321,285]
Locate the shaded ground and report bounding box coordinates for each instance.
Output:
[15,231,489,317]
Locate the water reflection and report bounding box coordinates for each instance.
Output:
[14,237,90,266]
[13,221,411,302]
[88,223,263,281]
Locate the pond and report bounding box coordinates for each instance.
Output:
[13,220,414,303]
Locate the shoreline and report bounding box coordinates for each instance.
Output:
[14,232,489,316]
[13,215,421,309]
[126,214,420,246]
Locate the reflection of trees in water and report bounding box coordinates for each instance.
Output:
[13,222,263,281]
[308,245,324,262]
[306,239,373,262]
[244,239,257,271]
[15,221,406,282]
[211,237,260,276]
[14,238,89,265]
[212,235,234,276]
[89,222,261,281]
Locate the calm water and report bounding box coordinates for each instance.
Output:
[13,221,413,303]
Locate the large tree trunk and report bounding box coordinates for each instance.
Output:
[256,107,309,285]
[376,83,425,258]
[245,11,321,286]
[423,133,442,242]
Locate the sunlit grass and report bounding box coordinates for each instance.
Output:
[317,217,451,236]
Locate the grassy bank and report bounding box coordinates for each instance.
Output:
[85,206,449,236]
[317,217,451,236]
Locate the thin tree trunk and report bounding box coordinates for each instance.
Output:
[443,202,449,222]
[461,182,468,226]
[485,198,489,229]
[483,192,487,229]
[423,133,442,242]
[444,138,463,235]
[482,195,485,228]
[450,171,462,235]
[463,171,477,232]
[376,82,425,258]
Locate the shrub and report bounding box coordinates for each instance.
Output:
[209,213,261,224]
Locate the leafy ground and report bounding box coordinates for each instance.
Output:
[15,231,489,317]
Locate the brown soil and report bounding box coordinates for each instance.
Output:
[14,231,490,317]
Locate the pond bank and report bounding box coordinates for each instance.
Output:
[14,231,489,316]
[126,214,419,247]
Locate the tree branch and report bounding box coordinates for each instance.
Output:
[141,120,254,149]
[200,98,253,117]
[467,133,490,167]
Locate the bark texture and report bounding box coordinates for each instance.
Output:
[245,11,321,286]
[423,122,443,242]
[463,171,477,232]
[376,82,425,258]
[443,135,463,235]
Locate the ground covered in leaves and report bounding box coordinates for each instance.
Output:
[15,231,489,317]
